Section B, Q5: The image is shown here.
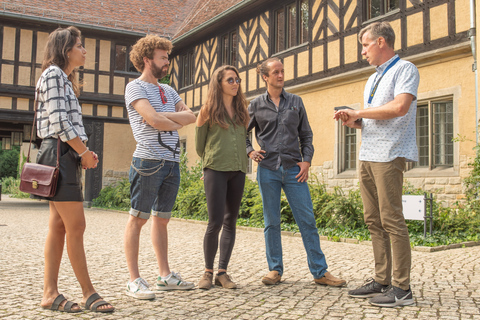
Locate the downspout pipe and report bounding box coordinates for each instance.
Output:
[470,0,478,145]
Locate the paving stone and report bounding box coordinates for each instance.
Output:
[1,195,480,319]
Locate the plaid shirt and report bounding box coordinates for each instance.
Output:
[35,65,87,142]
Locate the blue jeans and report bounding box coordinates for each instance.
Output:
[257,165,328,279]
[129,157,180,220]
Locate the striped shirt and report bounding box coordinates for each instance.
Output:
[35,65,87,142]
[125,79,182,162]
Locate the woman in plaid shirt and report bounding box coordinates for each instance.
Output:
[36,26,114,313]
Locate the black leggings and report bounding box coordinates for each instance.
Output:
[203,168,245,270]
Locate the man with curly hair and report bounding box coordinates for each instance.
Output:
[123,35,196,299]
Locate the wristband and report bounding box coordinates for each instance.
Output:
[79,147,89,157]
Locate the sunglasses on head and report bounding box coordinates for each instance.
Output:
[226,77,241,85]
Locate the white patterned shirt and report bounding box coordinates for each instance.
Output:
[35,65,87,142]
[125,79,182,162]
[360,55,420,162]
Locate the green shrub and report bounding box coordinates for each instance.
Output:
[0,146,20,179]
[92,179,131,210]
[0,177,30,198]
[91,149,480,247]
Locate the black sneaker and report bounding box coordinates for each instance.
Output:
[348,278,389,298]
[369,285,414,307]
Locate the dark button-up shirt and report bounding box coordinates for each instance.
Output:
[246,89,314,170]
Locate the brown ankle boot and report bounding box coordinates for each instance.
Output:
[198,272,213,290]
[215,273,237,289]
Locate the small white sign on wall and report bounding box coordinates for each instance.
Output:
[402,195,424,221]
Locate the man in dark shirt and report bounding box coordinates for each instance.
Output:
[246,57,346,287]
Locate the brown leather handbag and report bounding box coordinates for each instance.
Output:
[19,90,60,197]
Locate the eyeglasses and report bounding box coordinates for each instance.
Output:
[226,77,241,85]
[158,86,167,104]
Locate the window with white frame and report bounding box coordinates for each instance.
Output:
[338,125,357,173]
[247,132,253,174]
[274,0,309,53]
[222,31,237,66]
[414,99,454,169]
[180,139,187,155]
[115,44,137,72]
[181,51,195,87]
[364,0,399,20]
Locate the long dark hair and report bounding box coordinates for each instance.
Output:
[41,26,82,96]
[199,65,249,129]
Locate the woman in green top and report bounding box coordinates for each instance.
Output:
[195,65,249,290]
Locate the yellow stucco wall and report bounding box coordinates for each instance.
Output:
[84,38,96,70]
[19,29,32,62]
[390,19,401,51]
[407,13,424,46]
[99,40,110,72]
[178,124,199,164]
[248,68,258,92]
[344,34,358,65]
[2,27,15,60]
[430,4,449,41]
[18,66,31,86]
[83,74,95,92]
[98,75,110,94]
[312,45,324,73]
[0,97,12,109]
[112,106,124,118]
[36,32,48,64]
[1,64,13,84]
[103,123,136,172]
[328,40,340,69]
[456,0,471,33]
[82,104,93,116]
[297,51,309,77]
[17,98,29,111]
[113,76,125,95]
[284,56,294,81]
[97,105,109,117]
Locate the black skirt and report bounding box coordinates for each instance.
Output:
[31,138,84,202]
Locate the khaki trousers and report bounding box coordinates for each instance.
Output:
[359,158,411,290]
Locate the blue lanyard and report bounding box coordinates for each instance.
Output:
[368,56,400,104]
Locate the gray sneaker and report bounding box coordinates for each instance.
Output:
[156,271,194,291]
[126,277,156,300]
[348,278,389,298]
[369,285,415,307]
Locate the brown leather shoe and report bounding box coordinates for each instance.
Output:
[262,270,281,285]
[314,271,347,287]
[198,272,213,290]
[215,273,237,289]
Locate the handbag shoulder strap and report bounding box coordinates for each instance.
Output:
[27,88,60,169]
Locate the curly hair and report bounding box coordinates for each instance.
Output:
[199,65,249,129]
[42,26,82,96]
[130,35,173,72]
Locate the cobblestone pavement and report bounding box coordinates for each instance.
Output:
[0,196,479,319]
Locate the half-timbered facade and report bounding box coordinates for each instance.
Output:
[0,0,204,203]
[170,0,476,205]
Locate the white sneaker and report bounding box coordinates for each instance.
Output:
[156,271,194,291]
[126,277,156,299]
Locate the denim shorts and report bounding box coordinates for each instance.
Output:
[129,157,180,220]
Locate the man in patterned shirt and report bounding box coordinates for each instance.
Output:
[123,35,196,299]
[334,21,419,307]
